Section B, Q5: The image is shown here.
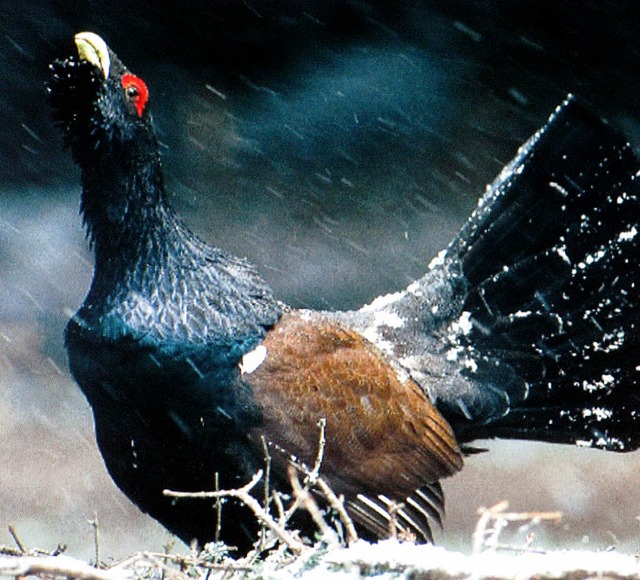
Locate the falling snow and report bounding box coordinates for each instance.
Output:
[449,311,473,337]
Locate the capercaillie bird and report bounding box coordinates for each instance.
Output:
[47,32,640,551]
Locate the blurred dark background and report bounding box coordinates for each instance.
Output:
[1,0,640,559]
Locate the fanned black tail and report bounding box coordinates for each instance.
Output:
[436,96,640,451]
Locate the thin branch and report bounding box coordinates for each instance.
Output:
[484,541,548,555]
[0,546,22,557]
[288,465,338,544]
[214,472,222,544]
[89,511,100,567]
[387,501,403,540]
[140,551,253,572]
[473,501,500,555]
[315,476,359,546]
[0,555,121,580]
[161,537,176,580]
[7,524,25,553]
[272,490,287,524]
[488,509,563,523]
[164,470,262,500]
[309,418,327,482]
[279,418,329,526]
[287,418,359,546]
[164,470,306,554]
[140,551,193,580]
[261,435,272,510]
[259,436,272,551]
[473,501,562,555]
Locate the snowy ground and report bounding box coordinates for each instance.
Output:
[2,540,640,579]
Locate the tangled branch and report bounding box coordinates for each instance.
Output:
[164,470,306,554]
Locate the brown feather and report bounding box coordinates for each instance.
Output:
[244,311,463,508]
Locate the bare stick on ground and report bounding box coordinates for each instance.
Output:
[0,555,122,580]
[164,470,306,554]
[473,501,563,555]
[89,511,100,567]
[259,435,273,552]
[287,418,359,546]
[7,524,25,554]
[214,472,223,544]
[314,476,359,546]
[288,464,338,544]
[386,502,404,541]
[165,420,356,555]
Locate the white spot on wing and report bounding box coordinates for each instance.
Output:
[361,310,406,356]
[406,280,424,296]
[428,249,448,270]
[463,357,478,372]
[450,311,473,336]
[512,310,532,319]
[582,407,613,421]
[360,291,406,312]
[555,244,571,265]
[240,345,267,375]
[618,225,638,242]
[445,347,461,362]
[373,310,404,329]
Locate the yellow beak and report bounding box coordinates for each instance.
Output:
[74,32,111,79]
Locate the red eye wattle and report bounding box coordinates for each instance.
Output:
[121,73,149,117]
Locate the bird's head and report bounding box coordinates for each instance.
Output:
[48,32,153,158]
[48,33,166,246]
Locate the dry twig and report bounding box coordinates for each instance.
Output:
[163,419,357,556]
[277,418,328,527]
[314,476,359,546]
[286,418,359,546]
[310,418,327,481]
[7,524,25,553]
[89,511,101,567]
[164,470,306,554]
[387,502,404,541]
[473,500,562,555]
[0,555,121,580]
[140,551,192,580]
[139,551,252,572]
[288,464,338,544]
[214,472,223,544]
[259,436,273,552]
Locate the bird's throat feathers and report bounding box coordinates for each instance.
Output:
[79,142,171,251]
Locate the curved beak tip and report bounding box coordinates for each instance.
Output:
[74,31,111,79]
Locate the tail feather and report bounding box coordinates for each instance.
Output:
[346,95,640,453]
[441,95,640,451]
[347,482,445,542]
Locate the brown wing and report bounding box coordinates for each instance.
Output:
[243,311,463,539]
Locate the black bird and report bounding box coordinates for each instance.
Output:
[48,32,640,551]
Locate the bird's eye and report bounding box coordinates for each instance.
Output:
[121,73,149,117]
